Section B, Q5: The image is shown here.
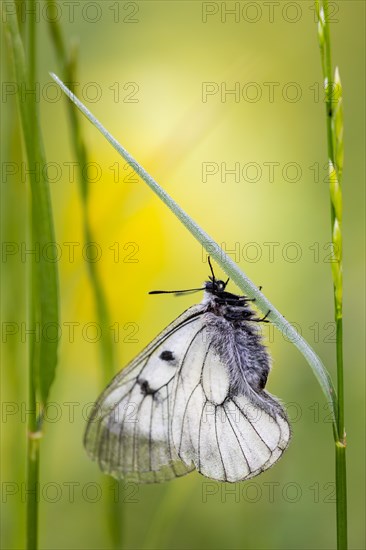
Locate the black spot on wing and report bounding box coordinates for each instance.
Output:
[160,350,175,361]
[139,379,155,396]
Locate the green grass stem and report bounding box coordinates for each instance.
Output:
[315,1,347,548]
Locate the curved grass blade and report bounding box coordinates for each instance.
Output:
[50,72,338,438]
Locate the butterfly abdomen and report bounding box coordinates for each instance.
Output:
[204,307,269,392]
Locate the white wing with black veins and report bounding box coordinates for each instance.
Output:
[84,305,203,483]
[171,323,291,482]
[84,304,291,483]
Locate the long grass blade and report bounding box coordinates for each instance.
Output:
[50,72,339,436]
[5,2,60,548]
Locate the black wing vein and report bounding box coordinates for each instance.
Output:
[231,397,273,452]
[223,404,250,473]
[215,406,227,482]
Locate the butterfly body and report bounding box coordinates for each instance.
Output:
[84,277,291,483]
[202,282,271,396]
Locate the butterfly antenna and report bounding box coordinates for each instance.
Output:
[207,256,216,284]
[208,256,230,290]
[149,287,203,295]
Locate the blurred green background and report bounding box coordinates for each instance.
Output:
[1,1,365,549]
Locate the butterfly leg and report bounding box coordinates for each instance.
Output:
[257,310,271,322]
[249,310,271,323]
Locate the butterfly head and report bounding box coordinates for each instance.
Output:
[204,257,240,301]
[203,273,251,307]
[203,277,244,304]
[204,278,228,295]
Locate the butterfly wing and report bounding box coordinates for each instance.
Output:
[171,320,291,483]
[84,305,205,483]
[85,303,291,484]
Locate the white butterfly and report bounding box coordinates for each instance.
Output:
[84,261,291,483]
